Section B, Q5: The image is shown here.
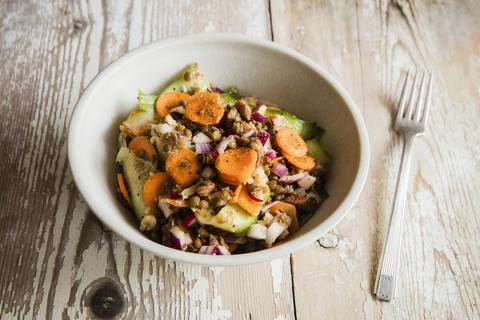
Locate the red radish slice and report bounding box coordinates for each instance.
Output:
[248,192,264,202]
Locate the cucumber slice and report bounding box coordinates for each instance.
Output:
[194,204,258,234]
[122,111,159,137]
[265,108,325,140]
[116,147,154,221]
[306,138,331,165]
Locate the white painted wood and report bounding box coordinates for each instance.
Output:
[271,0,480,319]
[0,1,295,319]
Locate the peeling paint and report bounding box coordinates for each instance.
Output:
[270,257,284,308]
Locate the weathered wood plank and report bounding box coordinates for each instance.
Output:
[271,0,480,319]
[2,0,480,319]
[0,1,295,319]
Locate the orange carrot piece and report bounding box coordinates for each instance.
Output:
[155,92,191,118]
[270,156,285,164]
[143,172,172,209]
[275,127,308,157]
[268,202,298,233]
[215,147,258,186]
[160,198,190,207]
[129,107,141,117]
[227,243,239,253]
[236,184,263,216]
[117,173,132,207]
[165,149,201,187]
[185,92,226,126]
[282,151,316,171]
[229,184,243,204]
[220,177,246,186]
[128,136,159,167]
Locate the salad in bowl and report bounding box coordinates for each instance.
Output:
[115,63,331,255]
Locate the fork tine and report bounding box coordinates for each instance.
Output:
[396,69,412,121]
[405,69,420,119]
[420,71,433,124]
[413,70,427,121]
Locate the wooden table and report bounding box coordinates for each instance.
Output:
[1,0,479,319]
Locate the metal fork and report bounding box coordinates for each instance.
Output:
[374,69,433,301]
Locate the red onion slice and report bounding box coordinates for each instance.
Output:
[278,229,290,241]
[257,131,270,145]
[247,224,267,240]
[271,162,289,177]
[169,226,193,251]
[192,132,212,144]
[261,201,280,213]
[265,220,288,246]
[198,245,231,255]
[182,212,197,228]
[214,246,231,255]
[251,112,267,123]
[215,135,235,154]
[195,142,212,154]
[278,172,306,184]
[265,150,276,160]
[297,174,316,190]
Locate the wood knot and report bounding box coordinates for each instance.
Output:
[73,19,85,30]
[317,231,339,248]
[83,278,125,319]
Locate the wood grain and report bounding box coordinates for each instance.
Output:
[271,0,480,319]
[0,1,294,319]
[1,0,479,319]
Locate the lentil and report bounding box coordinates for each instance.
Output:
[188,196,200,208]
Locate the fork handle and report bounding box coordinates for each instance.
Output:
[374,133,416,301]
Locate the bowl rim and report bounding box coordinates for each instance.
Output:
[68,32,370,266]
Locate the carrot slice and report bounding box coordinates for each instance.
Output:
[185,92,226,126]
[227,243,239,253]
[236,184,263,216]
[275,127,308,157]
[128,136,159,167]
[270,156,285,164]
[165,149,201,187]
[129,107,141,117]
[215,147,258,185]
[160,198,190,207]
[218,175,244,186]
[156,92,191,118]
[218,171,252,186]
[229,184,243,204]
[143,172,172,209]
[282,151,316,171]
[268,202,298,233]
[117,173,132,207]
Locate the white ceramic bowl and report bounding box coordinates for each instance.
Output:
[68,33,369,266]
